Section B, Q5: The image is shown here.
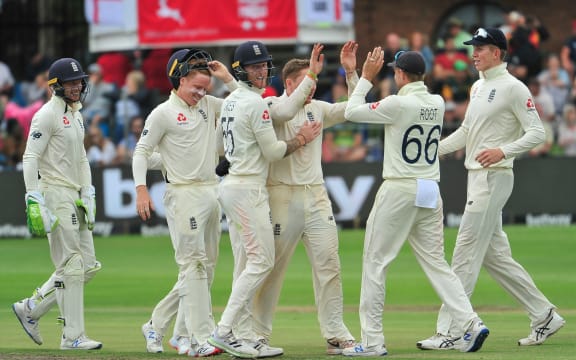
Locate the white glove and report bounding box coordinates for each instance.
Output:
[76,185,96,231]
[25,191,59,237]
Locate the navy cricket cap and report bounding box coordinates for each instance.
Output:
[464,27,508,50]
[388,51,426,75]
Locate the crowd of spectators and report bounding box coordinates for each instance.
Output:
[1,11,576,171]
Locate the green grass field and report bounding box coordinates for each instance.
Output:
[0,226,574,359]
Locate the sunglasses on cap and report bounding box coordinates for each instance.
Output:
[394,50,405,62]
[473,28,496,42]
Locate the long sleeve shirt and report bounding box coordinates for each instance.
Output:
[22,95,91,192]
[132,91,222,186]
[439,62,545,170]
[346,78,444,182]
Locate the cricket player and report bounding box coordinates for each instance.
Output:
[342,49,489,356]
[417,27,565,350]
[231,41,360,355]
[207,40,322,358]
[13,58,102,350]
[133,48,235,356]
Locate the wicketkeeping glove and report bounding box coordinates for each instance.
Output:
[25,191,59,237]
[75,185,96,231]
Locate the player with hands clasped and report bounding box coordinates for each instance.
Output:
[207,41,321,359]
[417,27,565,351]
[133,49,236,356]
[342,48,489,356]
[13,58,102,350]
[232,41,359,355]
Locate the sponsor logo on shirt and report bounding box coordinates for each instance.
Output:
[142,129,149,136]
[177,113,188,125]
[526,98,536,111]
[370,102,380,110]
[262,109,270,121]
[31,131,42,140]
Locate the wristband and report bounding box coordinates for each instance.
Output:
[307,70,318,81]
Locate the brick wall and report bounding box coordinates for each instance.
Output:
[354,0,575,58]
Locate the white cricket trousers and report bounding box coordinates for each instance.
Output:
[42,184,97,341]
[150,183,220,344]
[247,184,352,341]
[436,169,555,335]
[217,176,275,335]
[359,180,478,347]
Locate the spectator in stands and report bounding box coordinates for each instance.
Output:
[409,31,434,74]
[433,35,469,82]
[86,125,117,167]
[0,118,26,170]
[113,70,155,144]
[437,17,473,57]
[141,48,173,96]
[1,93,44,139]
[525,15,549,52]
[20,70,49,105]
[538,53,571,119]
[527,77,556,130]
[322,67,349,103]
[508,14,543,83]
[379,32,405,80]
[0,60,15,96]
[500,10,524,41]
[115,115,144,165]
[81,63,117,136]
[324,123,367,162]
[558,103,576,156]
[560,19,576,80]
[97,51,133,88]
[438,59,474,119]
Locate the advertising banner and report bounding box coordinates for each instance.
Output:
[138,0,297,46]
[1,159,575,238]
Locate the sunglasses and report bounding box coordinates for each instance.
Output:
[473,28,495,41]
[394,50,405,62]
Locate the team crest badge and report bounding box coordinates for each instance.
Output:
[370,102,380,110]
[526,98,536,110]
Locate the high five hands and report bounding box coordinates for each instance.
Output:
[361,46,384,82]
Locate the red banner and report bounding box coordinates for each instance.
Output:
[138,0,297,45]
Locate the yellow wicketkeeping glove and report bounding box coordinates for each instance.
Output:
[75,185,96,231]
[25,191,59,237]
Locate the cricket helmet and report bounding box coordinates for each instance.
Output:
[166,48,213,89]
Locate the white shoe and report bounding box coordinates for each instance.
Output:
[170,336,192,355]
[142,320,163,353]
[342,343,388,357]
[252,338,283,358]
[518,310,565,346]
[60,335,102,350]
[416,333,459,350]
[195,342,224,357]
[207,327,258,358]
[326,338,355,355]
[12,299,43,345]
[460,318,489,352]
